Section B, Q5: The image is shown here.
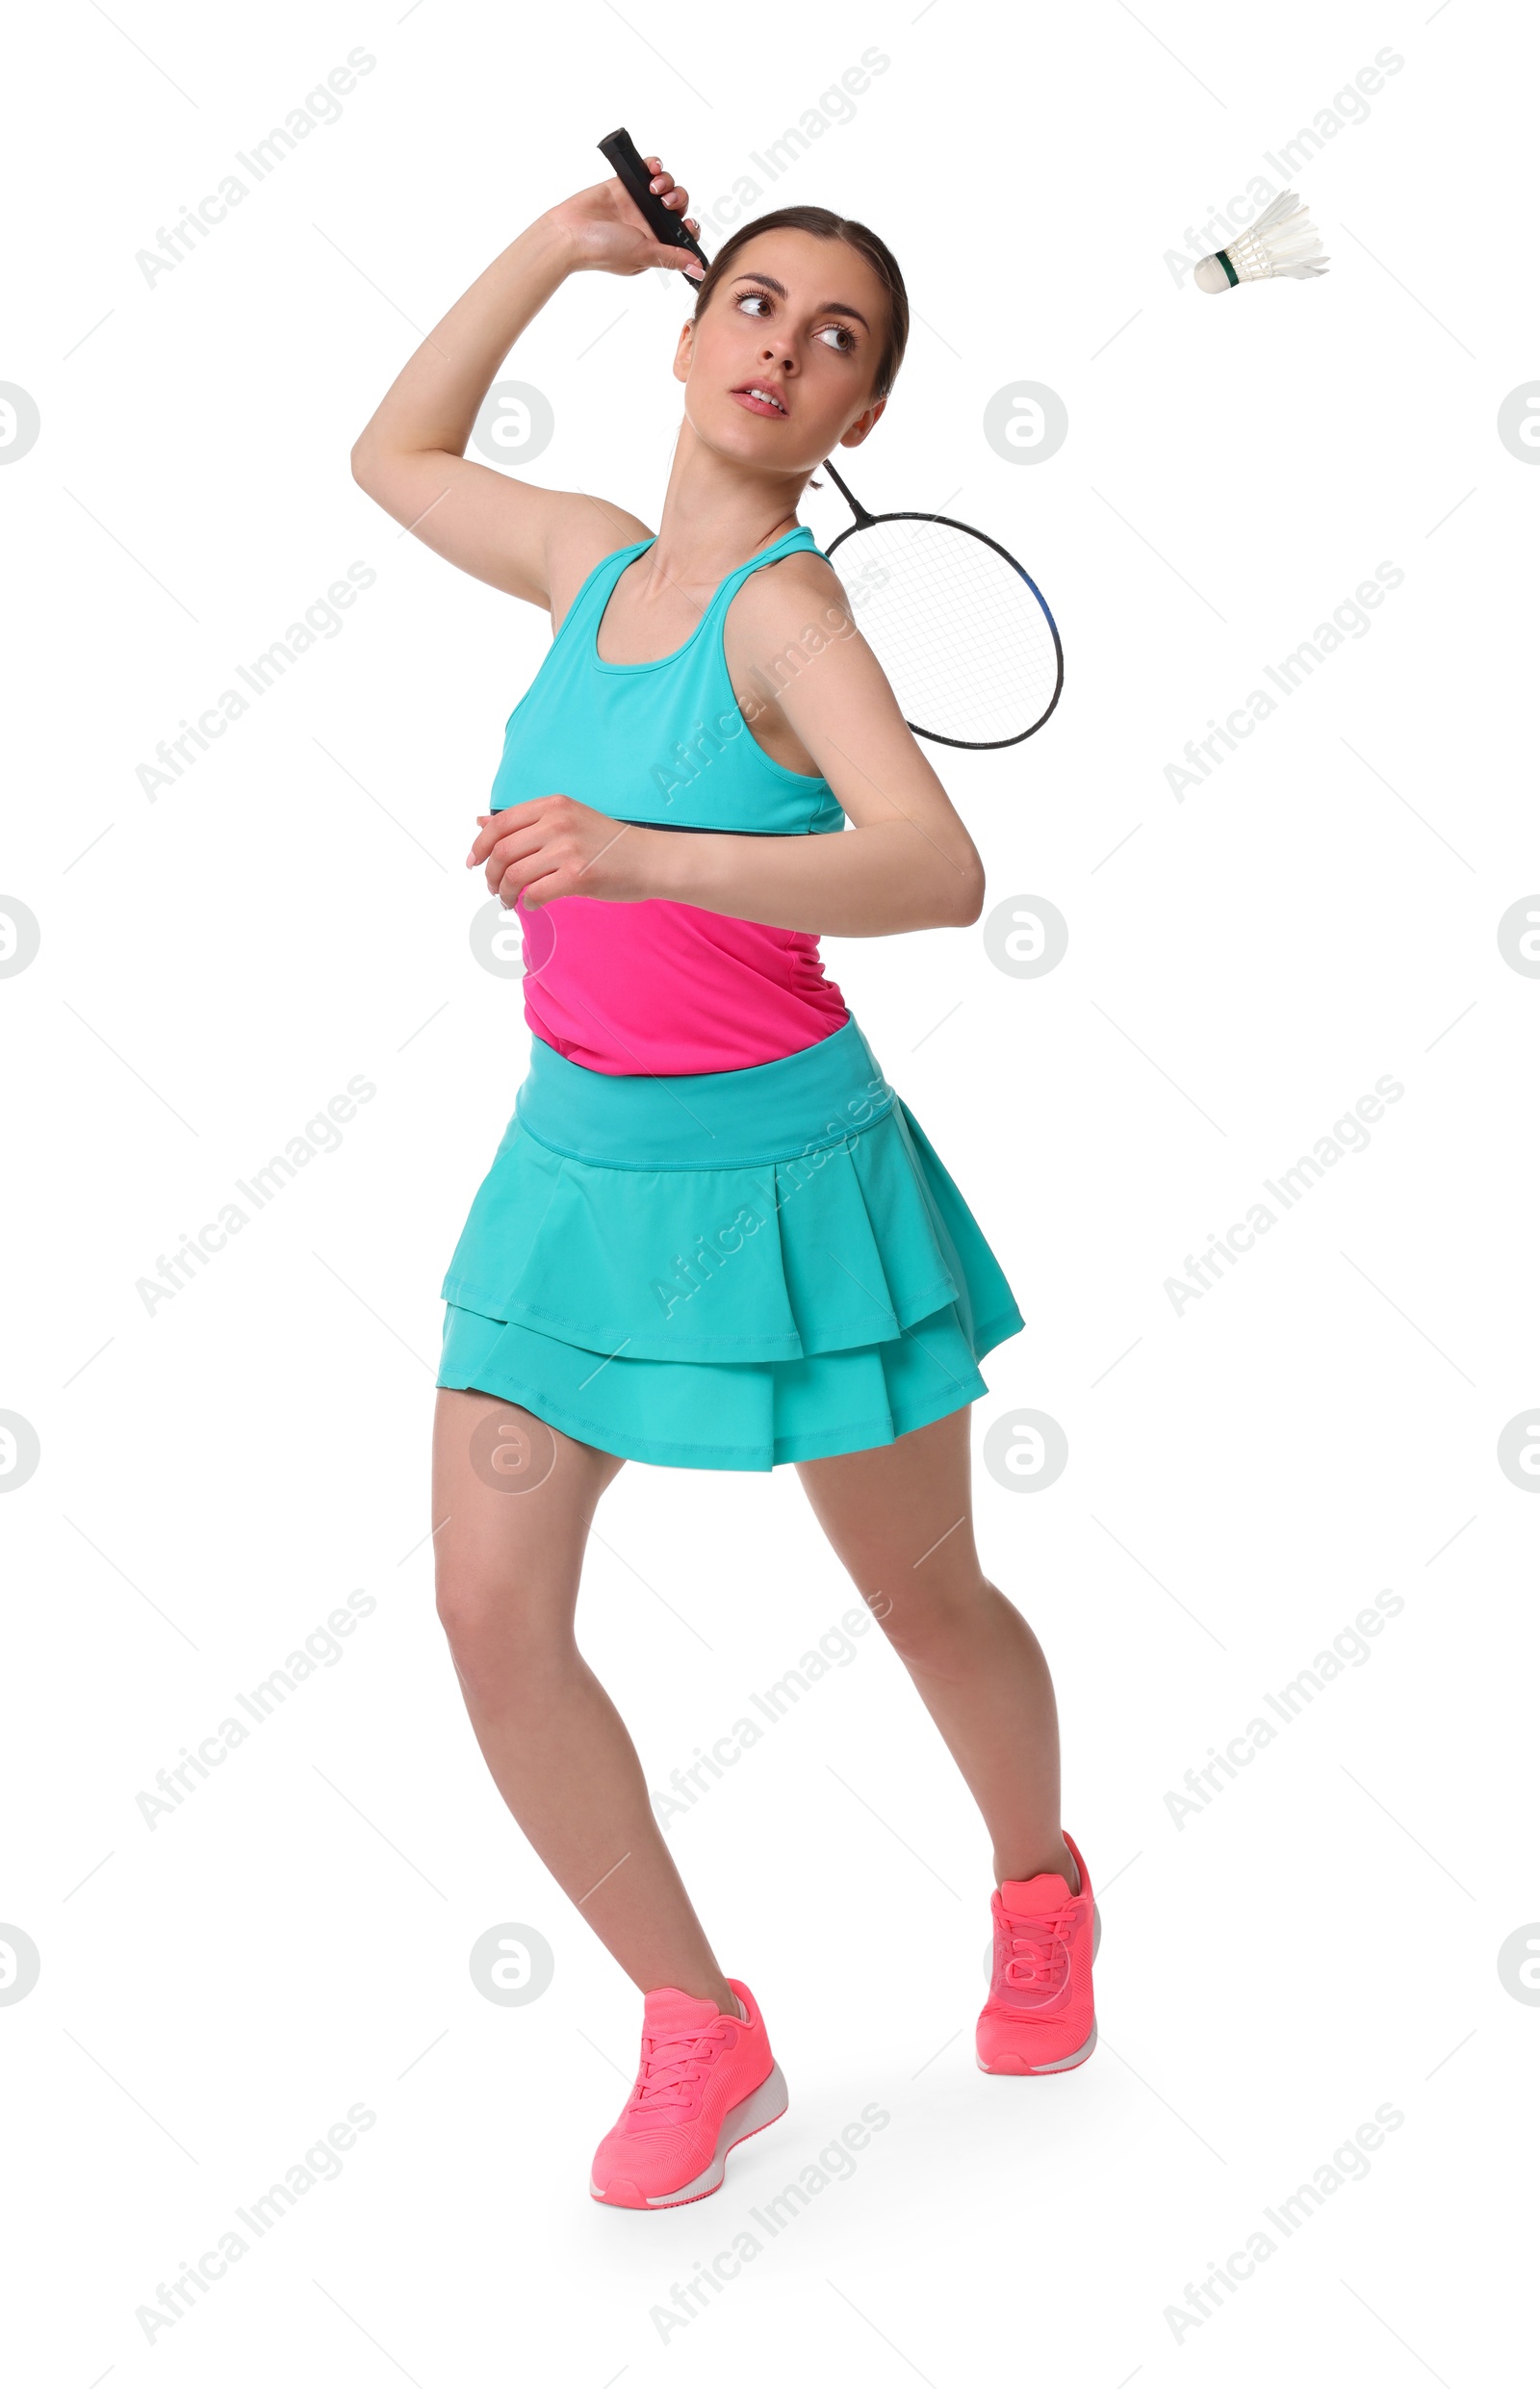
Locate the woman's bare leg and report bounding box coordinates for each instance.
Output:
[431,1389,735,2009]
[796,1403,1077,1890]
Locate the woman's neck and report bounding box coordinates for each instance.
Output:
[643,421,808,597]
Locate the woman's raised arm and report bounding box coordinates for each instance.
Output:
[348,163,702,611]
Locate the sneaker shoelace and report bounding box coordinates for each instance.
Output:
[627,2018,738,2123]
[999,1910,1073,1997]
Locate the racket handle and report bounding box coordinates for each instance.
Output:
[598,128,710,274]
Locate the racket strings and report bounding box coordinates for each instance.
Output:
[835,518,1059,745]
[859,524,1056,734]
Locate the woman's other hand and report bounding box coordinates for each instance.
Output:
[468,796,659,909]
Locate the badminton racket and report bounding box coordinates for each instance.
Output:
[598,126,1064,749]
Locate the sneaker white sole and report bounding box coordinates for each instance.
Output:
[977,2019,1098,2074]
[590,2062,790,2209]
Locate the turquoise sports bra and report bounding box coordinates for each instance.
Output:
[487,524,846,837]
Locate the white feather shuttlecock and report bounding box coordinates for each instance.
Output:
[1194,190,1328,293]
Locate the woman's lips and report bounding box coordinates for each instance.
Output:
[731,387,788,418]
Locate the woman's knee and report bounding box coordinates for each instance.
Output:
[863,1574,1003,1670]
[434,1567,578,1697]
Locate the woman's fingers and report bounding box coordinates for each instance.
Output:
[468,797,545,856]
[644,156,690,215]
[642,160,702,277]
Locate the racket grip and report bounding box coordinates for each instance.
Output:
[598,127,710,274]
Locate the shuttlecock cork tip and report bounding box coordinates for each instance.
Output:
[1194,253,1234,294]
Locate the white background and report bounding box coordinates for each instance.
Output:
[4,0,1536,2380]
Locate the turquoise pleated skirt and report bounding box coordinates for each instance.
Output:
[436,1015,1024,1471]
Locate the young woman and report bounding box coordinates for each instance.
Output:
[351,154,1097,2211]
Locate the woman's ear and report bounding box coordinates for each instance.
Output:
[672,320,695,385]
[838,395,888,450]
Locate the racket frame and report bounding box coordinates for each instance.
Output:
[820,462,1065,749]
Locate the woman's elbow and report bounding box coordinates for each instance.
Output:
[943,856,986,928]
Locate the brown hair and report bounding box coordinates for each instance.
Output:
[690,205,910,400]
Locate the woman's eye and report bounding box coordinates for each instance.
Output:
[733,293,853,352]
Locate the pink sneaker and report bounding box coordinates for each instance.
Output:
[976,1833,1100,2075]
[590,1978,787,2209]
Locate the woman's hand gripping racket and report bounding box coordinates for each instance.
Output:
[598,126,1064,749]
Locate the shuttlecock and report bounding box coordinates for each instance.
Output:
[1194,190,1328,292]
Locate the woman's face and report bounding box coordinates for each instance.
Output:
[674,228,890,475]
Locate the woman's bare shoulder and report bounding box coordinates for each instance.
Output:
[723,543,856,658]
[545,493,654,629]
